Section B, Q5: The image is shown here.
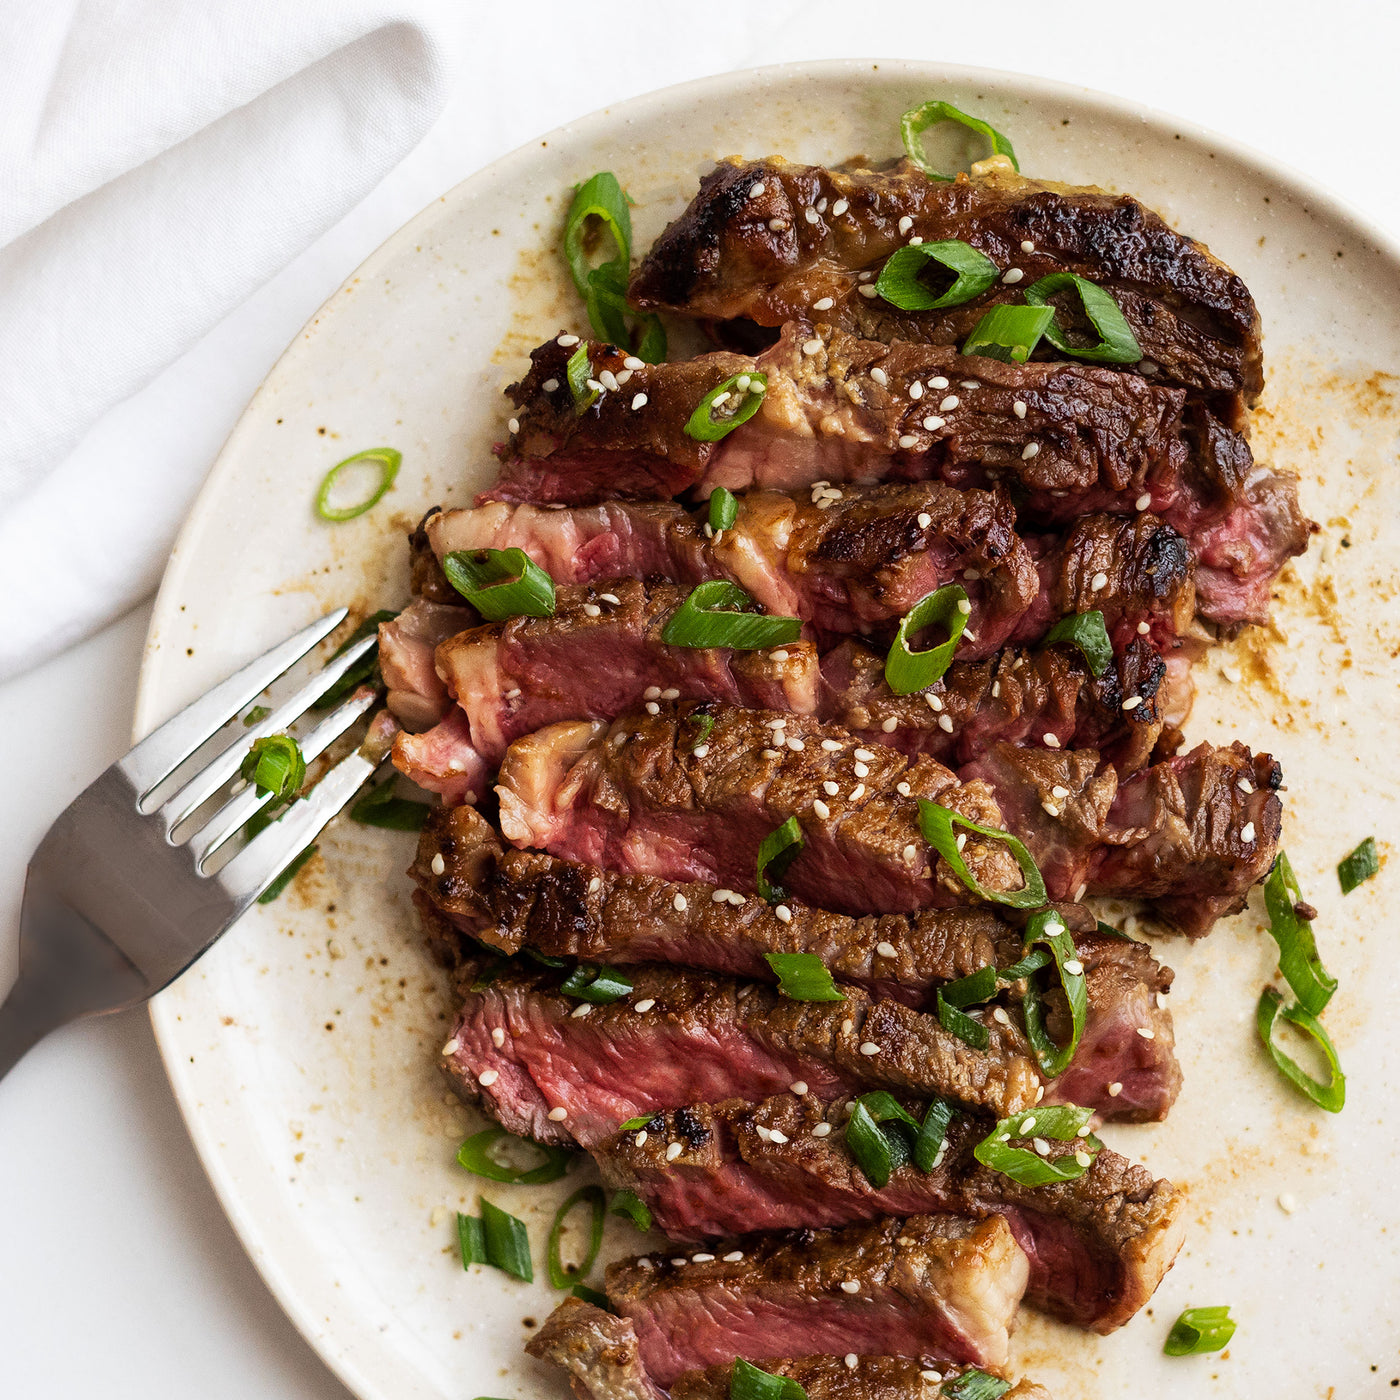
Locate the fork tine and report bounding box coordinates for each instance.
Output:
[215,733,384,906]
[120,608,349,799]
[159,631,378,837]
[189,686,379,870]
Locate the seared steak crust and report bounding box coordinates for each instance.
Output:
[527,1299,665,1400]
[440,953,1041,1145]
[594,1094,1184,1333]
[605,1212,1028,1381]
[673,1354,1051,1400]
[629,158,1262,403]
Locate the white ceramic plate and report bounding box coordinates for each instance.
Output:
[136,60,1400,1400]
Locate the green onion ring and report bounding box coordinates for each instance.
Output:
[240,733,306,802]
[609,1188,653,1231]
[899,100,1019,180]
[557,963,635,1005]
[1023,272,1143,365]
[443,546,557,621]
[729,1358,809,1400]
[764,951,844,1003]
[756,816,805,904]
[1043,610,1113,678]
[709,486,739,531]
[875,241,998,311]
[1019,909,1088,1079]
[1163,1305,1237,1357]
[478,1196,533,1281]
[1337,836,1379,894]
[315,447,401,522]
[940,1371,1011,1400]
[936,989,989,1050]
[566,342,599,412]
[918,798,1049,909]
[661,581,800,651]
[1263,852,1336,1015]
[684,373,768,441]
[973,1104,1102,1186]
[885,585,969,695]
[961,304,1056,363]
[1256,987,1346,1113]
[546,1185,606,1289]
[456,1127,575,1185]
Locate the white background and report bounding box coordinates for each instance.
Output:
[2,3,1398,1395]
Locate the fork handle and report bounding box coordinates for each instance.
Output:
[0,980,62,1082]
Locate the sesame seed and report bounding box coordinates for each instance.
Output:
[845,1354,859,1370]
[787,737,805,752]
[790,1081,809,1096]
[1134,492,1153,511]
[491,1027,506,1049]
[767,716,788,728]
[1020,240,1036,253]
[441,1037,461,1056]
[634,999,655,1014]
[897,781,913,797]
[840,1280,861,1294]
[859,284,878,298]
[1108,1081,1123,1096]
[930,376,949,389]
[1076,1122,1093,1138]
[1241,822,1256,843]
[902,843,917,861]
[1013,400,1027,418]
[859,1041,880,1056]
[921,1372,944,1384]
[672,893,688,913]
[1042,801,1060,817]
[917,511,932,528]
[507,417,521,435]
[724,1250,745,1261]
[631,392,649,411]
[939,395,960,411]
[1063,959,1084,976]
[599,369,620,392]
[960,380,980,390]
[736,375,751,391]
[599,592,620,605]
[854,762,870,778]
[1075,1150,1092,1167]
[1278,1192,1298,1214]
[762,748,780,759]
[615,369,633,385]
[769,1129,789,1144]
[938,714,954,733]
[992,682,1000,698]
[1136,1026,1156,1040]
[831,198,849,216]
[692,1253,715,1264]
[1090,571,1109,591]
[898,433,918,449]
[881,717,899,733]
[661,687,680,700]
[542,377,560,392]
[992,1007,1011,1026]
[571,1003,592,1019]
[805,207,820,225]
[1122,696,1143,711]
[1002,268,1024,284]
[711,391,732,409]
[1044,734,1061,748]
[1223,664,1243,684]
[665,1141,683,1161]
[636,1132,650,1147]
[1033,1136,1050,1155]
[1021,442,1040,460]
[712,889,733,903]
[430,852,446,876]
[1238,778,1255,794]
[583,603,601,617]
[849,784,865,801]
[812,1122,832,1137]
[1051,785,1070,799]
[803,338,823,355]
[770,649,790,661]
[870,366,888,386]
[823,780,840,795]
[547,1106,569,1122]
[926,694,944,712]
[813,799,831,819]
[557,334,579,347]
[909,380,924,400]
[749,182,766,198]
[645,701,660,715]
[768,218,788,232]
[956,599,972,616]
[1137,620,1151,635]
[586,379,604,393]
[478,1068,499,1086]
[898,216,914,235]
[922,415,945,431]
[588,877,601,894]
[852,748,875,762]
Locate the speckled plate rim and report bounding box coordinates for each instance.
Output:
[135,58,1400,1400]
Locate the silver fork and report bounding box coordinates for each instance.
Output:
[0,608,397,1082]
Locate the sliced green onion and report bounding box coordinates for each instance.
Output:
[709,486,739,531]
[961,304,1056,364]
[240,734,306,802]
[547,1185,606,1289]
[609,1189,653,1232]
[1164,1305,1237,1356]
[457,1211,487,1268]
[479,1196,533,1281]
[885,585,969,695]
[730,1358,808,1400]
[566,343,599,412]
[243,704,271,727]
[684,373,768,442]
[918,799,1049,909]
[1256,987,1346,1113]
[444,547,557,621]
[1043,610,1112,678]
[900,100,1019,180]
[617,1115,656,1133]
[913,1097,955,1172]
[686,712,716,752]
[939,964,998,1009]
[1338,836,1379,894]
[564,172,631,299]
[1094,918,1140,943]
[1023,273,1143,365]
[974,1104,1103,1186]
[456,1127,575,1185]
[570,1284,613,1310]
[1020,909,1088,1079]
[937,989,988,1050]
[317,608,397,709]
[350,777,431,831]
[257,844,316,903]
[662,581,800,651]
[1263,852,1336,1015]
[634,313,667,365]
[844,1099,910,1188]
[998,947,1052,981]
[582,265,632,349]
[525,947,570,969]
[558,963,634,1004]
[941,1371,1011,1400]
[765,951,844,1003]
[316,447,401,522]
[757,816,805,904]
[875,241,998,311]
[470,958,511,991]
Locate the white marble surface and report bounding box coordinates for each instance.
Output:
[2,5,1398,1394]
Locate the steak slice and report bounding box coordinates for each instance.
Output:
[604,1213,1028,1382]
[593,1095,1185,1333]
[378,598,469,732]
[414,809,1179,1120]
[392,579,821,799]
[439,952,1041,1145]
[628,157,1263,404]
[672,1354,1051,1400]
[426,481,1040,648]
[526,1303,1054,1400]
[495,706,1281,934]
[818,637,1173,778]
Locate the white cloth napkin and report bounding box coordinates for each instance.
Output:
[0,0,463,679]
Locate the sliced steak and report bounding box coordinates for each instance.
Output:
[672,1354,1051,1400]
[629,158,1263,404]
[426,481,1040,648]
[606,1212,1027,1382]
[594,1094,1184,1333]
[440,953,1041,1145]
[495,706,1280,934]
[415,809,1179,1120]
[393,579,821,799]
[819,637,1172,778]
[378,598,469,731]
[527,1299,665,1400]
